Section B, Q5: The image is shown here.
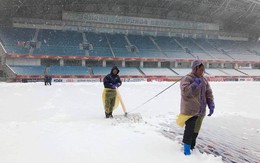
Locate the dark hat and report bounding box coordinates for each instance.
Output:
[110,66,120,74]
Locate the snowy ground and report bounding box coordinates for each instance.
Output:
[0,81,259,163]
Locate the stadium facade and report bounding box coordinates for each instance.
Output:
[0,0,260,82]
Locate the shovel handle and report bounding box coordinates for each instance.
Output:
[116,89,127,113]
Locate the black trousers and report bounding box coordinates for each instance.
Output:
[182,116,199,149]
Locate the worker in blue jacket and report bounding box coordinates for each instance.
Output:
[103,66,122,118]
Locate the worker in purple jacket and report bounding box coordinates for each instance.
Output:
[180,60,215,155]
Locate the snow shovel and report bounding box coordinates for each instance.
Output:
[115,89,143,123]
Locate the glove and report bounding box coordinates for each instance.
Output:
[111,84,117,89]
[208,108,214,116]
[208,102,215,116]
[192,78,201,90]
[194,77,201,85]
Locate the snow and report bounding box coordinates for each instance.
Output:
[0,81,259,163]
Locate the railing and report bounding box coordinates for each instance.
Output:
[4,64,16,81]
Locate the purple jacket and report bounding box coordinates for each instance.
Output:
[180,60,214,116]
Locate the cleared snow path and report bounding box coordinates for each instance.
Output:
[154,113,260,163]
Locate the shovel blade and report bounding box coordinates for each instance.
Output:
[113,113,143,123]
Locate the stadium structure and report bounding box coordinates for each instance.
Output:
[0,0,260,82]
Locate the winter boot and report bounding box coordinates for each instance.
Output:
[105,112,110,118]
[109,112,113,118]
[184,143,191,155]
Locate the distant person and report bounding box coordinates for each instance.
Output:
[44,75,52,86]
[177,60,215,156]
[44,75,48,85]
[47,76,52,85]
[102,66,122,118]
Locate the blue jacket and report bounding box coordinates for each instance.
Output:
[103,66,122,89]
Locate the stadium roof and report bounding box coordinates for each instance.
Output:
[1,0,260,37]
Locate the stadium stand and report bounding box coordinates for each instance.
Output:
[84,66,143,76]
[153,36,193,59]
[0,0,260,82]
[1,27,260,61]
[193,38,233,60]
[244,41,260,54]
[9,65,45,75]
[171,68,191,76]
[92,67,111,76]
[85,32,114,57]
[116,67,143,76]
[238,69,260,76]
[0,27,34,54]
[220,69,247,76]
[127,35,166,58]
[1,27,260,79]
[140,67,177,76]
[34,29,85,56]
[205,69,230,76]
[207,39,260,61]
[106,33,132,57]
[48,66,89,75]
[91,66,143,76]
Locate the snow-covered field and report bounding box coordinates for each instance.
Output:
[0,81,259,163]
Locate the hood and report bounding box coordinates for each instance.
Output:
[110,66,120,75]
[192,60,204,74]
